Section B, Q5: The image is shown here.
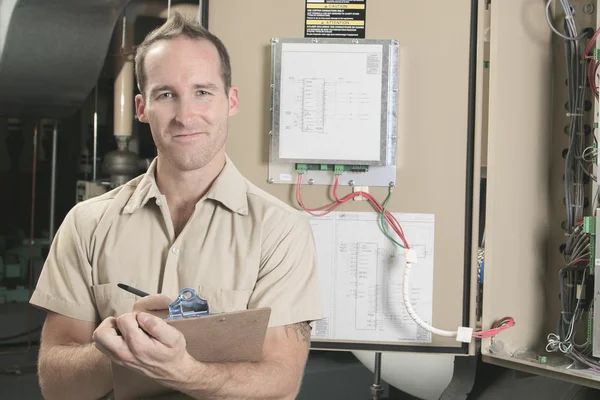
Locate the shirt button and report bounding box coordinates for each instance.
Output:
[156,198,162,206]
[171,247,179,255]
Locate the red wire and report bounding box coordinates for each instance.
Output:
[472,317,515,339]
[584,27,600,59]
[570,257,590,265]
[296,174,410,248]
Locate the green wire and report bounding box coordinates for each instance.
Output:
[380,190,405,248]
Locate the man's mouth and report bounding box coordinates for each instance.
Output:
[174,132,205,137]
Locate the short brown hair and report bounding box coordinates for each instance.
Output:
[134,12,232,96]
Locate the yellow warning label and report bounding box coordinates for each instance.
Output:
[306,20,365,26]
[306,4,365,9]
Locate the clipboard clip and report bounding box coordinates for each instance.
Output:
[167,288,209,320]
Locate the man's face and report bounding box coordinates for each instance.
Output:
[135,36,239,171]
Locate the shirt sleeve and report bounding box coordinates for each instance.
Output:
[249,213,323,328]
[29,206,98,322]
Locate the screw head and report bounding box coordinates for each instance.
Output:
[308,178,314,185]
[312,38,319,43]
[349,180,355,186]
[352,39,359,44]
[268,178,274,184]
[389,181,395,187]
[269,131,273,136]
[584,3,595,14]
[392,40,399,45]
[271,38,279,44]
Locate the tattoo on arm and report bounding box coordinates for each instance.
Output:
[284,322,311,345]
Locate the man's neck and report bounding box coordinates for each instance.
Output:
[155,152,226,210]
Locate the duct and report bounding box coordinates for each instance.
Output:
[0,0,130,118]
[102,1,201,187]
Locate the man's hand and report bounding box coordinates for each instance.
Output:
[91,294,192,383]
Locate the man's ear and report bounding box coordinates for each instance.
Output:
[228,86,240,117]
[135,94,148,123]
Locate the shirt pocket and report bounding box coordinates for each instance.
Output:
[196,283,253,314]
[91,283,136,320]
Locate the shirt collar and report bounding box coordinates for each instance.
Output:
[204,155,249,215]
[122,155,248,216]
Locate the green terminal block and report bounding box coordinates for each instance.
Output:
[537,355,547,364]
[295,164,369,174]
[296,164,308,174]
[585,216,597,270]
[595,48,600,60]
[584,216,596,234]
[595,122,599,129]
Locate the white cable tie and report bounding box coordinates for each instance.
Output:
[456,327,473,343]
[405,249,418,264]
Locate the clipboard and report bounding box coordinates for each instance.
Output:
[111,288,271,400]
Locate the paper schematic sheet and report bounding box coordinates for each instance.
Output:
[308,212,435,343]
[278,43,384,163]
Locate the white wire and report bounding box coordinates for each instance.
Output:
[403,262,457,338]
[197,0,202,23]
[545,0,588,41]
[167,0,171,19]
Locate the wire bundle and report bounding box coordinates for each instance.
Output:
[295,174,410,249]
[546,0,600,372]
[473,317,515,340]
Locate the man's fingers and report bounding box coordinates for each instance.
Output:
[137,312,184,349]
[133,294,173,316]
[116,313,152,353]
[93,317,131,361]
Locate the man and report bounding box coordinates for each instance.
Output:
[30,12,322,400]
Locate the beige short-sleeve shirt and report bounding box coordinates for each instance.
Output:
[30,156,322,328]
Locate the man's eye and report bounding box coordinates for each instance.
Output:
[196,90,210,96]
[158,92,173,99]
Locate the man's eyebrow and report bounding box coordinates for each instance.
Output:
[193,83,219,91]
[149,85,173,96]
[148,83,219,95]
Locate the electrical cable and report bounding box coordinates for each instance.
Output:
[296,173,514,342]
[546,0,589,41]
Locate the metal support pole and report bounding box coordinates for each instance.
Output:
[49,120,58,241]
[201,0,209,29]
[370,352,384,400]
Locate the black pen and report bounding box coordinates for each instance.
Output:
[117,283,150,297]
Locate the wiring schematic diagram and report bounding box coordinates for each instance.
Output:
[277,43,384,162]
[308,212,435,344]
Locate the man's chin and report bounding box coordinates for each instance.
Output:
[163,153,214,172]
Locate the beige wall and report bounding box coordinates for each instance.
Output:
[209,0,477,349]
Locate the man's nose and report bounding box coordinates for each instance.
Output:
[175,97,198,127]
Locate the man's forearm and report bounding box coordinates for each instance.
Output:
[39,343,113,400]
[171,356,300,400]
